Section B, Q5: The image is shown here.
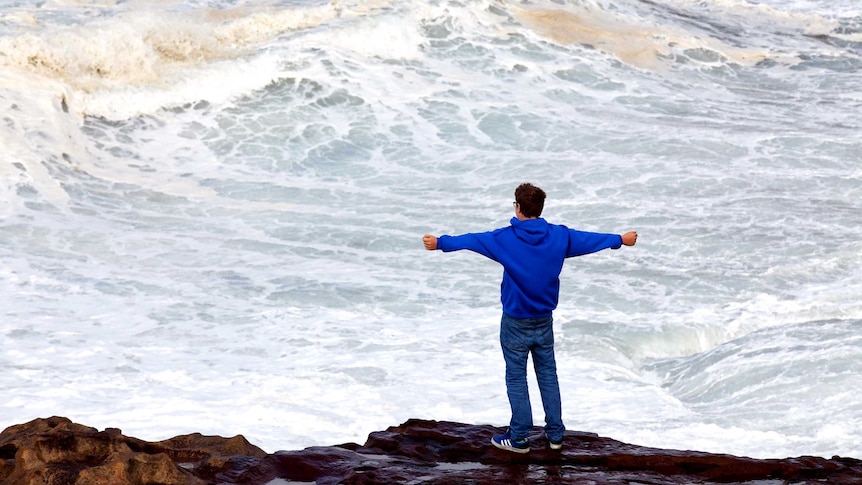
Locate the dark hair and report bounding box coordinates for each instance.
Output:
[514,183,546,218]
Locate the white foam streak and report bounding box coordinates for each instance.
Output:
[0,70,79,217]
[309,7,428,61]
[74,52,286,119]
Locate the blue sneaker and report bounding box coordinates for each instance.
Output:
[546,433,563,450]
[491,430,530,454]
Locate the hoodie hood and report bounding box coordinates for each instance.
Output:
[509,217,549,245]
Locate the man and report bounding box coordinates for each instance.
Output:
[422,183,637,454]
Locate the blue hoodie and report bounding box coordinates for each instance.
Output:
[437,217,622,319]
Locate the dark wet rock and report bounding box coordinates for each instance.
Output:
[2,417,861,484]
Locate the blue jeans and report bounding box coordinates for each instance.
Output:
[500,313,565,441]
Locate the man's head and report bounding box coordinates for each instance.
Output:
[514,183,546,218]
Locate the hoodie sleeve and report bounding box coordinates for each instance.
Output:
[436,231,501,262]
[565,229,622,257]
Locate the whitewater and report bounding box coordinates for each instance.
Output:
[1,0,861,460]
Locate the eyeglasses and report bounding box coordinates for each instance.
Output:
[512,201,518,208]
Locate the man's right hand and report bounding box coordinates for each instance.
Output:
[423,234,438,250]
[621,231,638,246]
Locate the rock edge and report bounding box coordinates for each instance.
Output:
[2,416,861,484]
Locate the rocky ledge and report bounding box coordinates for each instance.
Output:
[2,417,861,484]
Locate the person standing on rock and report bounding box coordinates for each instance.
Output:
[422,183,638,454]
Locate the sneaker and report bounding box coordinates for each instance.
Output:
[546,434,563,450]
[491,430,530,454]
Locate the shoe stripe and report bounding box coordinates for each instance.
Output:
[492,435,530,453]
[498,438,527,448]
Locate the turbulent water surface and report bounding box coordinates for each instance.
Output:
[1,0,861,459]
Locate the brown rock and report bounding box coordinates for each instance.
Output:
[0,417,265,485]
[3,417,862,484]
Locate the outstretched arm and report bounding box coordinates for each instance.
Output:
[422,231,501,262]
[621,231,638,246]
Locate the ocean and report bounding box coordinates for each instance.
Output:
[1,0,860,460]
